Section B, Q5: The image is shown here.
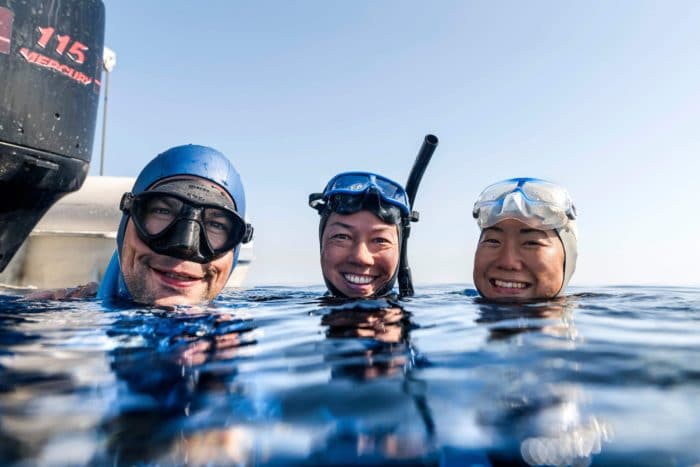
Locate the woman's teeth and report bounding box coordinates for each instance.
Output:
[493,279,528,289]
[344,274,374,285]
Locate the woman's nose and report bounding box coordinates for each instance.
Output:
[348,241,374,266]
[495,241,523,270]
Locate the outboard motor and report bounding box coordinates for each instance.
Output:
[0,0,105,271]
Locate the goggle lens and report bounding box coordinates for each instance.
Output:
[328,174,371,192]
[322,172,410,215]
[202,209,237,250]
[375,178,407,203]
[131,193,246,251]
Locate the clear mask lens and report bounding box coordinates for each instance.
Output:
[473,178,576,230]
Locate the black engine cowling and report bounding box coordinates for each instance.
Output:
[0,0,105,271]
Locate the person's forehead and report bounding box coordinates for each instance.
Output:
[326,211,397,232]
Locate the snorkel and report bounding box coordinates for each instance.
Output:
[97,145,251,301]
[398,134,439,297]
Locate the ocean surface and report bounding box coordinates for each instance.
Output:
[0,285,698,466]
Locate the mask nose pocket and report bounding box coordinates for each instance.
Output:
[168,219,201,255]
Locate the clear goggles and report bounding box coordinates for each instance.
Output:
[121,191,253,262]
[472,177,577,230]
[309,172,411,217]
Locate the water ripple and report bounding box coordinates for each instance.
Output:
[0,285,697,465]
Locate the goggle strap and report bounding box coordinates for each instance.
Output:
[119,192,134,213]
[308,193,326,212]
[242,224,254,244]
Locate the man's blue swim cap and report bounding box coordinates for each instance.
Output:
[97,145,248,301]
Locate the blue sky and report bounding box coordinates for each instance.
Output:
[98,1,700,287]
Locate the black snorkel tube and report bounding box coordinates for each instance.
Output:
[398,134,438,297]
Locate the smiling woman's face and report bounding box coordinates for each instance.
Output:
[473,218,564,302]
[320,211,399,298]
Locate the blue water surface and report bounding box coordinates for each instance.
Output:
[0,285,698,466]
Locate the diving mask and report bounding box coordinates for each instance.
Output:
[120,179,253,263]
[309,172,415,222]
[472,178,576,230]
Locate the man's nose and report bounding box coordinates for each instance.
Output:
[495,241,522,270]
[348,241,374,266]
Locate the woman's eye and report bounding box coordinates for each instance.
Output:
[373,237,392,245]
[481,237,500,245]
[331,233,350,241]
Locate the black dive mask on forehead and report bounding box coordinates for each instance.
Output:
[120,180,253,264]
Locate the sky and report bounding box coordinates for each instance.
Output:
[96,1,700,288]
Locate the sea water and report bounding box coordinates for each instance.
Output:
[0,285,698,466]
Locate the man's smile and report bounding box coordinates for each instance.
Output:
[146,260,208,288]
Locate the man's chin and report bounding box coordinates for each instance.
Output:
[149,292,210,307]
[142,270,210,306]
[127,281,209,307]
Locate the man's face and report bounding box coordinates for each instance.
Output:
[120,220,234,306]
[120,178,235,306]
[473,218,564,302]
[321,211,399,298]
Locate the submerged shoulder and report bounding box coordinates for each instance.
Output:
[24,282,99,301]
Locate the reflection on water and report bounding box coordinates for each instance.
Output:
[99,307,259,465]
[0,286,698,465]
[473,298,611,465]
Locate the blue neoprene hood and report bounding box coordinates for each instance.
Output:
[97,145,247,301]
